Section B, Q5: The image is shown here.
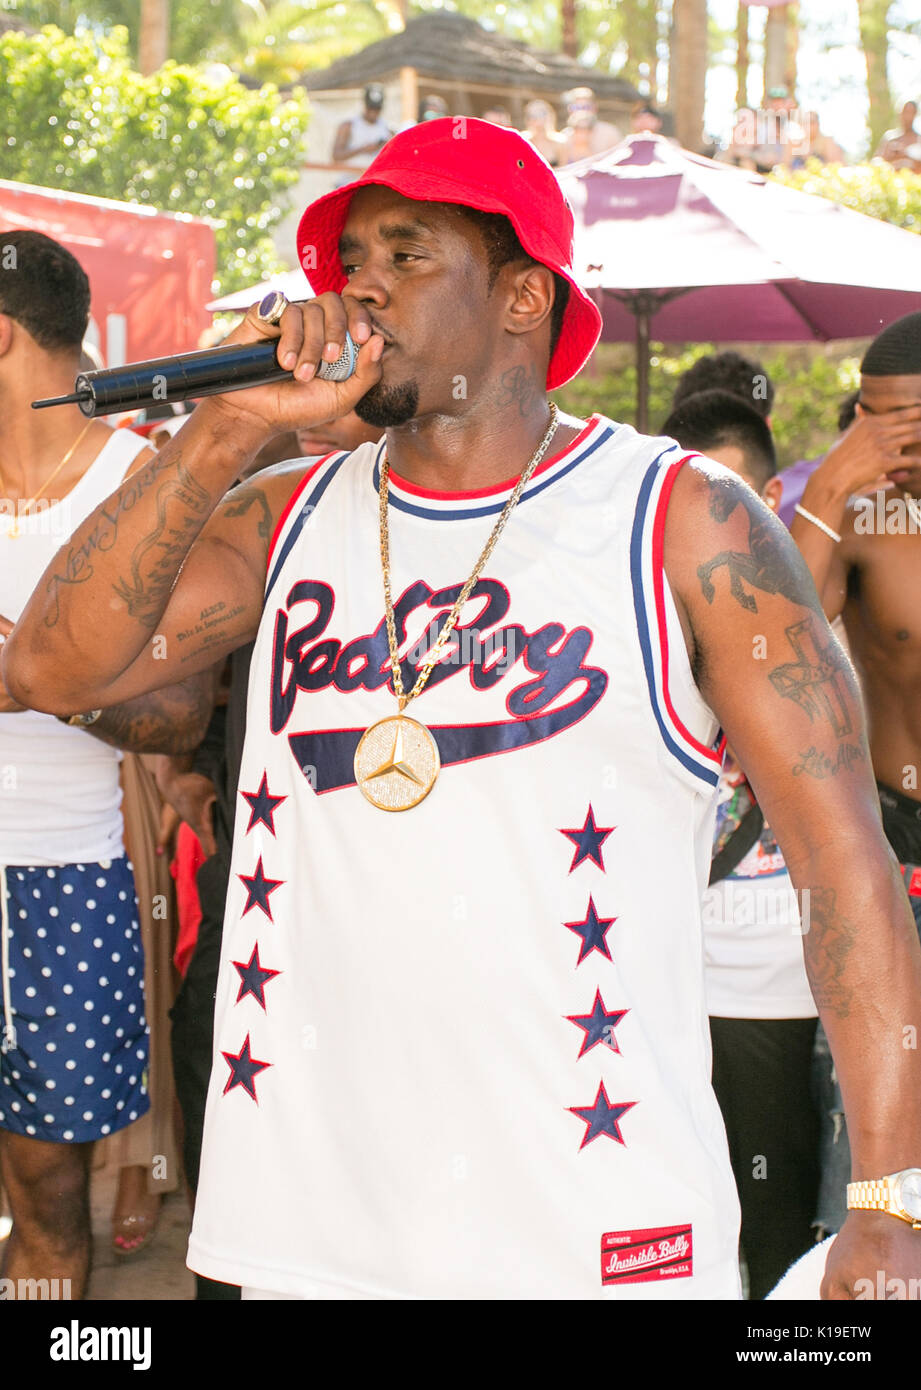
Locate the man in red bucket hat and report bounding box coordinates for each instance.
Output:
[6,119,921,1303]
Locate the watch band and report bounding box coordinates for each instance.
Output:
[847,1179,893,1211]
[58,709,103,728]
[847,1175,921,1228]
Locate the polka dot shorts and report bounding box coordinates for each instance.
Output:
[0,859,150,1143]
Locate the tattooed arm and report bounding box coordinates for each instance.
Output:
[667,458,921,1300]
[0,296,383,712]
[79,665,219,755]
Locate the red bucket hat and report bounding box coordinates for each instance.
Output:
[296,117,601,390]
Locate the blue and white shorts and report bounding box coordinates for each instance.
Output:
[0,859,150,1143]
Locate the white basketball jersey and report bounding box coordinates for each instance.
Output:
[188,413,742,1299]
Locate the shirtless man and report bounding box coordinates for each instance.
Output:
[3,122,921,1299]
[790,312,921,914]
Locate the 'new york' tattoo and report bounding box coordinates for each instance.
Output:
[110,464,211,629]
[769,617,852,736]
[43,459,171,628]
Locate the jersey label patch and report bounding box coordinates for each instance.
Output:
[601,1224,693,1285]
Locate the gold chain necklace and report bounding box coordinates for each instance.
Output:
[353,403,560,811]
[0,421,93,539]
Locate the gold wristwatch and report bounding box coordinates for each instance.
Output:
[846,1169,921,1228]
[57,710,102,728]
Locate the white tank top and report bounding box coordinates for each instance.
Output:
[188,414,742,1299]
[0,428,149,866]
[343,112,391,167]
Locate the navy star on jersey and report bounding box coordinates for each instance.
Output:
[238,856,284,921]
[232,943,282,1011]
[222,1034,271,1101]
[240,772,287,835]
[569,1081,636,1149]
[559,804,615,873]
[564,896,617,965]
[566,990,629,1058]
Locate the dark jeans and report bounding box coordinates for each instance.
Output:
[169,851,240,1301]
[710,1015,820,1300]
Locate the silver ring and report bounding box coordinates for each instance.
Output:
[256,291,289,326]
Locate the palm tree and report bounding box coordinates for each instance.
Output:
[670,0,708,151]
[857,0,894,150]
[139,0,169,74]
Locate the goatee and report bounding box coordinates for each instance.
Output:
[355,378,420,428]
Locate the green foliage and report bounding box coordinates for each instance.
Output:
[0,25,311,294]
[552,341,862,469]
[6,0,662,83]
[771,160,921,235]
[11,0,252,68]
[237,0,398,85]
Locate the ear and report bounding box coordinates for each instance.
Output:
[0,314,14,360]
[761,475,783,512]
[503,262,555,339]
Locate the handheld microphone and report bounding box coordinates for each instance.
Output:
[31,333,357,417]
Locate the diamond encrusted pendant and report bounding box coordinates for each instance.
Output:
[354,714,441,811]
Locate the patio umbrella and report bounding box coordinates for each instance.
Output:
[207,267,312,313]
[558,134,921,430]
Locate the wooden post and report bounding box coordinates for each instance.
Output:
[400,66,418,128]
[561,0,578,59]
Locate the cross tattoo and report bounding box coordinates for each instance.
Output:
[769,620,852,737]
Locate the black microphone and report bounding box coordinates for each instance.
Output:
[31,333,357,417]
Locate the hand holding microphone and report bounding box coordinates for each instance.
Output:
[32,292,385,434]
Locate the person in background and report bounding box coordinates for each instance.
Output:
[332,85,393,172]
[755,87,802,172]
[0,230,214,1298]
[875,100,921,172]
[520,99,567,168]
[720,108,759,170]
[671,349,774,422]
[399,93,449,136]
[160,411,382,1300]
[661,389,822,1299]
[784,315,921,1240]
[789,314,921,924]
[775,391,859,529]
[784,111,845,168]
[481,106,513,127]
[559,87,621,163]
[418,94,449,123]
[630,101,663,135]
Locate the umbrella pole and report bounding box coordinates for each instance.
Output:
[635,306,650,434]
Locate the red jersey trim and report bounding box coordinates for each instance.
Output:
[651,455,723,767]
[384,414,604,501]
[266,456,334,574]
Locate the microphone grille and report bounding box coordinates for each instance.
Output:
[315,332,357,382]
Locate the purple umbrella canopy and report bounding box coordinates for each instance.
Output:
[558,135,921,426]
